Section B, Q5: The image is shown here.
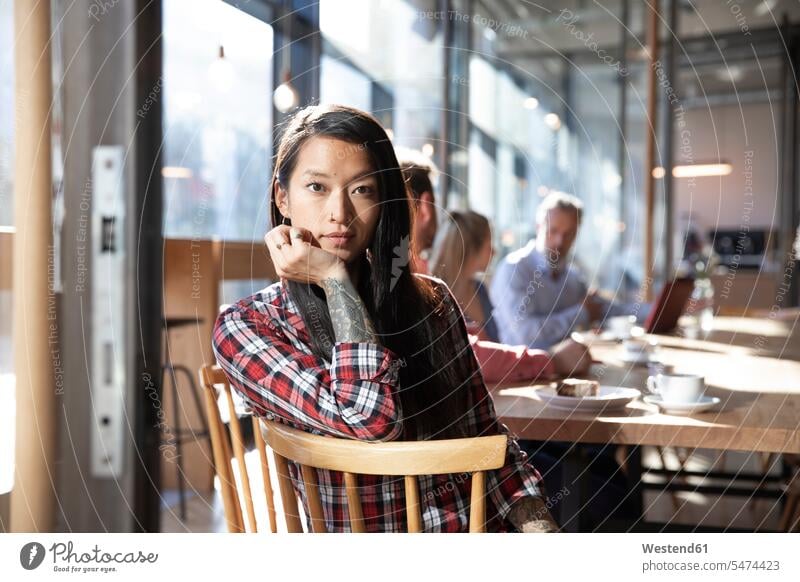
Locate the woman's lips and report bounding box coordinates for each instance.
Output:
[324,234,354,247]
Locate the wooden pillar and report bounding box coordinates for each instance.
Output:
[643,0,660,301]
[11,0,56,532]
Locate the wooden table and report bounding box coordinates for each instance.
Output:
[488,315,800,531]
[491,316,800,455]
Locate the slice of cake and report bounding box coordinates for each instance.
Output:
[556,378,599,397]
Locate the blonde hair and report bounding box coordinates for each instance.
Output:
[430,210,492,287]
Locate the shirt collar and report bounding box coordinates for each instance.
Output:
[276,279,309,337]
[526,243,549,271]
[278,279,296,313]
[527,244,564,279]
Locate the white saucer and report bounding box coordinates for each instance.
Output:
[538,385,641,412]
[599,330,631,342]
[643,394,720,415]
[619,351,656,364]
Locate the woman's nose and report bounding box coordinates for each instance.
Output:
[326,188,352,223]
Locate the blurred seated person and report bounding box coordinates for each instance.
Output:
[394,147,438,275]
[429,210,498,342]
[397,153,591,384]
[490,192,648,350]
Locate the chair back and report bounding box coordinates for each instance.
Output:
[260,419,507,533]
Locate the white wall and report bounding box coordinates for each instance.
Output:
[672,102,780,236]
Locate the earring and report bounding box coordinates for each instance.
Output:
[282,215,288,225]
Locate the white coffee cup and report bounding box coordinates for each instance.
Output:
[607,315,636,338]
[647,373,705,403]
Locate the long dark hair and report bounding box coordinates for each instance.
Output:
[269,104,470,440]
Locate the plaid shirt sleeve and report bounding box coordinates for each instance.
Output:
[211,302,404,442]
[431,277,545,522]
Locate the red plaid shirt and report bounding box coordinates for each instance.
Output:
[211,274,545,532]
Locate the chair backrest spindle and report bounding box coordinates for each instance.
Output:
[300,465,327,533]
[468,471,487,533]
[404,475,422,533]
[343,472,365,533]
[272,452,304,533]
[199,365,278,533]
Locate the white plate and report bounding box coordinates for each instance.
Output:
[571,331,628,345]
[537,385,642,412]
[643,394,720,415]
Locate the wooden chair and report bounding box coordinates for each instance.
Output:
[198,365,277,533]
[259,419,508,533]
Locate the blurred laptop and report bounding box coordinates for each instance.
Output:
[643,277,695,334]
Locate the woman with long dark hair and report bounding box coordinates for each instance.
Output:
[212,104,557,533]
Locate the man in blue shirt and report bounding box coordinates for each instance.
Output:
[490,192,647,349]
[491,192,648,529]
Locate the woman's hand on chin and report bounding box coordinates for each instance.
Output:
[265,225,348,285]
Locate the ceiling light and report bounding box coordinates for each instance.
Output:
[544,113,561,130]
[523,97,539,110]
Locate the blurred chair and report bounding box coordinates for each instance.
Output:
[259,419,507,533]
[198,365,277,533]
[161,316,211,520]
[616,445,692,512]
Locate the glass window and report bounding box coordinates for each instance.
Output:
[0,0,13,228]
[620,60,652,295]
[163,0,273,241]
[0,0,14,498]
[319,0,444,153]
[467,1,649,296]
[569,60,626,291]
[320,54,371,112]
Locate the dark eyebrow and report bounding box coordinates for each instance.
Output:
[300,170,331,179]
[346,170,378,184]
[299,168,377,183]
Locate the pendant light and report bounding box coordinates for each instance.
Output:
[208,45,234,93]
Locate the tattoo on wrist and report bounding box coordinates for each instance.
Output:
[321,277,378,344]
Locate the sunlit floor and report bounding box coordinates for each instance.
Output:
[160,446,788,533]
[161,445,300,534]
[638,447,786,532]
